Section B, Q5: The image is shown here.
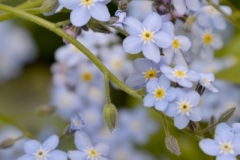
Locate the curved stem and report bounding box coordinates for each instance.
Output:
[104,73,111,104]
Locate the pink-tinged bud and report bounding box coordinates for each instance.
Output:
[63,24,82,44]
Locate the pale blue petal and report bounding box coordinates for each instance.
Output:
[68,151,87,160]
[165,88,177,101]
[146,79,158,93]
[217,154,236,160]
[159,75,170,88]
[233,138,240,154]
[89,3,110,22]
[205,72,215,81]
[185,0,201,12]
[174,65,188,72]
[143,94,155,107]
[155,100,168,111]
[197,13,210,27]
[154,31,173,48]
[123,17,143,36]
[213,15,226,30]
[48,150,68,160]
[94,143,109,156]
[186,91,200,106]
[161,22,175,37]
[24,140,41,154]
[133,58,153,73]
[125,73,145,90]
[42,135,59,151]
[220,6,232,15]
[174,114,189,129]
[189,107,202,121]
[173,50,187,67]
[208,84,219,93]
[178,79,193,88]
[187,70,199,81]
[164,102,178,117]
[173,0,186,15]
[123,36,143,54]
[74,131,93,151]
[142,12,162,32]
[160,65,173,74]
[199,139,220,156]
[215,123,234,142]
[177,35,191,52]
[142,42,160,63]
[98,157,108,160]
[17,154,35,160]
[70,7,90,27]
[162,47,174,65]
[232,123,240,133]
[59,0,79,10]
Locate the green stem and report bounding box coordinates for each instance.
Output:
[158,111,170,136]
[17,0,45,9]
[198,122,218,134]
[55,19,71,27]
[0,112,35,139]
[104,73,111,104]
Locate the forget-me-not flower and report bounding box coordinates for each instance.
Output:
[69,113,85,133]
[122,12,173,63]
[17,135,67,160]
[125,57,168,90]
[200,123,240,159]
[199,72,218,93]
[112,10,126,29]
[232,123,240,138]
[68,131,109,160]
[164,89,202,129]
[160,65,199,88]
[59,0,111,27]
[172,0,201,15]
[143,75,177,111]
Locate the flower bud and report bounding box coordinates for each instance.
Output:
[108,17,119,26]
[195,83,205,96]
[0,138,15,149]
[118,0,128,12]
[61,124,74,138]
[88,18,112,34]
[63,24,82,44]
[218,107,236,123]
[188,121,199,132]
[41,0,59,16]
[165,135,181,156]
[102,103,118,132]
[35,105,56,116]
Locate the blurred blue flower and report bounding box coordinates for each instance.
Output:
[126,57,167,90]
[68,131,109,160]
[18,135,67,160]
[122,12,173,63]
[232,123,240,138]
[112,10,126,29]
[160,65,199,88]
[143,75,177,111]
[199,123,240,159]
[199,72,218,92]
[172,0,201,15]
[59,0,111,27]
[165,89,202,129]
[69,113,85,133]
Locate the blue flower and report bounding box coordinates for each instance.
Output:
[17,135,67,160]
[199,72,218,92]
[164,89,202,129]
[125,57,168,90]
[59,0,111,27]
[69,113,85,133]
[160,65,199,88]
[199,123,240,159]
[122,12,173,63]
[143,75,177,111]
[112,10,126,29]
[172,0,201,15]
[68,131,109,160]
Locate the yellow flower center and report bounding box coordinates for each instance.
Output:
[145,69,157,79]
[82,72,92,82]
[82,0,93,6]
[88,149,99,158]
[179,102,191,113]
[174,70,186,78]
[220,142,234,154]
[112,59,122,69]
[74,120,81,126]
[35,149,48,159]
[155,88,165,99]
[172,38,180,49]
[186,16,195,26]
[142,30,153,42]
[203,33,213,45]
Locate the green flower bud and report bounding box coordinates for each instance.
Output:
[218,107,236,123]
[0,138,15,149]
[102,104,118,132]
[88,18,112,34]
[40,0,59,16]
[118,0,128,12]
[188,121,199,132]
[165,135,181,156]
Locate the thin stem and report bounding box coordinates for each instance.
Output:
[158,111,170,136]
[55,19,71,27]
[17,0,45,9]
[104,73,111,104]
[198,122,218,134]
[0,112,35,139]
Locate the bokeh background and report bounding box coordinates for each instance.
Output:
[0,0,240,160]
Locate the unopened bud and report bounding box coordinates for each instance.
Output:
[88,18,112,34]
[165,135,181,156]
[218,107,236,123]
[63,24,82,44]
[118,0,128,12]
[195,83,205,96]
[102,104,118,132]
[41,0,59,16]
[35,105,56,116]
[188,121,199,132]
[61,124,74,138]
[0,138,15,149]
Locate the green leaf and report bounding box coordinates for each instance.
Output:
[215,63,240,84]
